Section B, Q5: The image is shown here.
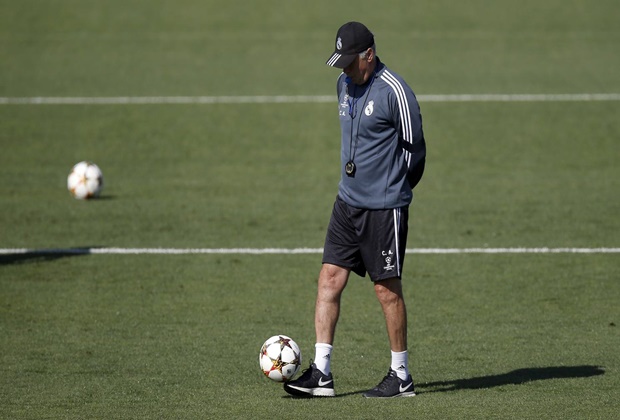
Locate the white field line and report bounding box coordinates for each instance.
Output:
[1,247,619,255]
[1,93,620,105]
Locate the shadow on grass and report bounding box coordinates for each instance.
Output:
[283,365,605,398]
[417,365,605,393]
[0,248,95,266]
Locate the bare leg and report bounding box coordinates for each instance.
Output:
[315,263,350,345]
[374,277,407,351]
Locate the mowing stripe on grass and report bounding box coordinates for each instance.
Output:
[1,247,618,255]
[1,93,619,105]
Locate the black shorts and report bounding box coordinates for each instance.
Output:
[322,195,409,282]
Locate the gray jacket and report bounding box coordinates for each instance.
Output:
[336,59,426,210]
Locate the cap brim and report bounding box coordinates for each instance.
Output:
[326,52,357,68]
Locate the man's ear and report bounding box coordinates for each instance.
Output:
[366,48,375,62]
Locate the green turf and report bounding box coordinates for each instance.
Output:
[1,101,617,249]
[1,254,617,418]
[1,0,619,418]
[1,0,619,96]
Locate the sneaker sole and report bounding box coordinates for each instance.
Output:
[284,385,336,397]
[363,391,416,398]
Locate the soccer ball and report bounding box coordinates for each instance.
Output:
[259,335,302,382]
[67,161,103,199]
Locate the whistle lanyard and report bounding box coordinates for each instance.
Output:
[346,74,377,175]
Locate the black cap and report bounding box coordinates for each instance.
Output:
[326,22,374,68]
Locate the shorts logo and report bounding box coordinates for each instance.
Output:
[382,249,395,272]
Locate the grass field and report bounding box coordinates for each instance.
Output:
[1,0,619,418]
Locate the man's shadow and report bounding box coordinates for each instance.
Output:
[325,365,604,398]
[417,365,605,393]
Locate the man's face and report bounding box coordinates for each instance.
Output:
[343,48,374,85]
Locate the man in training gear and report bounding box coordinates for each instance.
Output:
[284,21,426,399]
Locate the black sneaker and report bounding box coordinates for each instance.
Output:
[283,363,335,397]
[363,368,416,398]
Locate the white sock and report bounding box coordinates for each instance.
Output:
[391,350,410,380]
[314,343,333,375]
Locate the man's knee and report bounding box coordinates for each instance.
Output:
[319,264,350,295]
[374,277,404,304]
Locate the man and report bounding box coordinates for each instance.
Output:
[284,21,426,398]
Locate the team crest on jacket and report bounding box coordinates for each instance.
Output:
[365,100,374,116]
